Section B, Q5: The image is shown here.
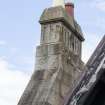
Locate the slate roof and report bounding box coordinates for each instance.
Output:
[64,35,105,105]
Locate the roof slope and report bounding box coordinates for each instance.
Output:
[64,35,105,105]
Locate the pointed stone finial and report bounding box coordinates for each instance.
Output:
[52,0,65,8]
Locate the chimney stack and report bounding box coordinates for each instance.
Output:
[65,3,74,18]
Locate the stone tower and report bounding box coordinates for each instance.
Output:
[18,1,85,105]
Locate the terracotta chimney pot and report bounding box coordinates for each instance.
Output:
[65,3,74,18]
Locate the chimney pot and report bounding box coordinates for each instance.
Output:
[65,3,74,18]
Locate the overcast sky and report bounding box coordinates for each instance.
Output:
[0,0,105,105]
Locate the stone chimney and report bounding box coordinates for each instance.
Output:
[65,2,74,17]
[17,2,85,105]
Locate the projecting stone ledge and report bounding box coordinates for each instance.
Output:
[39,6,85,41]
